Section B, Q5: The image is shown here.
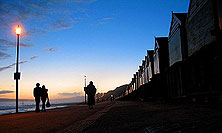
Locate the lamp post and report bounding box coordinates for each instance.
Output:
[84,76,87,104]
[14,25,21,113]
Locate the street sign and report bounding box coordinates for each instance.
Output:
[14,72,21,80]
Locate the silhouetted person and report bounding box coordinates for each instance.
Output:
[41,85,49,112]
[33,83,41,112]
[111,95,114,101]
[86,81,97,109]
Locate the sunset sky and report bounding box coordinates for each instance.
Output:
[0,0,189,100]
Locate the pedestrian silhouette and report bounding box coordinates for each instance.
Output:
[41,85,49,112]
[86,81,97,109]
[33,83,41,112]
[111,95,115,101]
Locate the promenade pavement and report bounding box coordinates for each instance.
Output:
[1,101,222,132]
[0,101,114,133]
[84,101,222,133]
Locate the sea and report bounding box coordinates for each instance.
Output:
[0,99,75,115]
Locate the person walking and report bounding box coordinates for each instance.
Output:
[41,85,49,112]
[86,81,97,109]
[33,83,41,112]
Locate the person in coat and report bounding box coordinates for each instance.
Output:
[41,85,49,112]
[33,83,41,112]
[86,81,97,109]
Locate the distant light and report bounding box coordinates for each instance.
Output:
[16,25,21,35]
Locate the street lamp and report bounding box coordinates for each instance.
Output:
[14,25,21,113]
[84,76,87,104]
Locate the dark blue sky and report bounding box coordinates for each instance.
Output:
[0,0,189,99]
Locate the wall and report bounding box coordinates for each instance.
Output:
[168,29,183,66]
[153,49,160,74]
[218,0,222,30]
[186,0,216,56]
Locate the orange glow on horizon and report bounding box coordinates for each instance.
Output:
[15,25,21,35]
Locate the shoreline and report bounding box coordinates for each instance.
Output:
[0,102,84,116]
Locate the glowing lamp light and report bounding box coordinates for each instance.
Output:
[16,25,21,35]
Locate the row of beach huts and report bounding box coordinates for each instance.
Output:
[118,0,222,102]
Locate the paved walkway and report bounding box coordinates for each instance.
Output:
[1,101,222,132]
[0,102,114,133]
[84,101,222,132]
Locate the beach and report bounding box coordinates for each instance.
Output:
[1,101,222,132]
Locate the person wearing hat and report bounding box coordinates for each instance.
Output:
[86,81,97,109]
[33,83,41,112]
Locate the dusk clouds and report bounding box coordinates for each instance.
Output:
[0,63,16,72]
[0,51,11,60]
[0,1,48,28]
[0,0,97,32]
[0,61,28,72]
[43,47,58,52]
[48,17,75,30]
[30,56,39,60]
[98,17,114,24]
[52,0,96,4]
[0,90,14,94]
[0,38,34,60]
[0,56,40,72]
[0,56,38,72]
[58,92,84,97]
[0,39,34,49]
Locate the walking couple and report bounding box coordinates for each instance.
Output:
[33,83,50,112]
